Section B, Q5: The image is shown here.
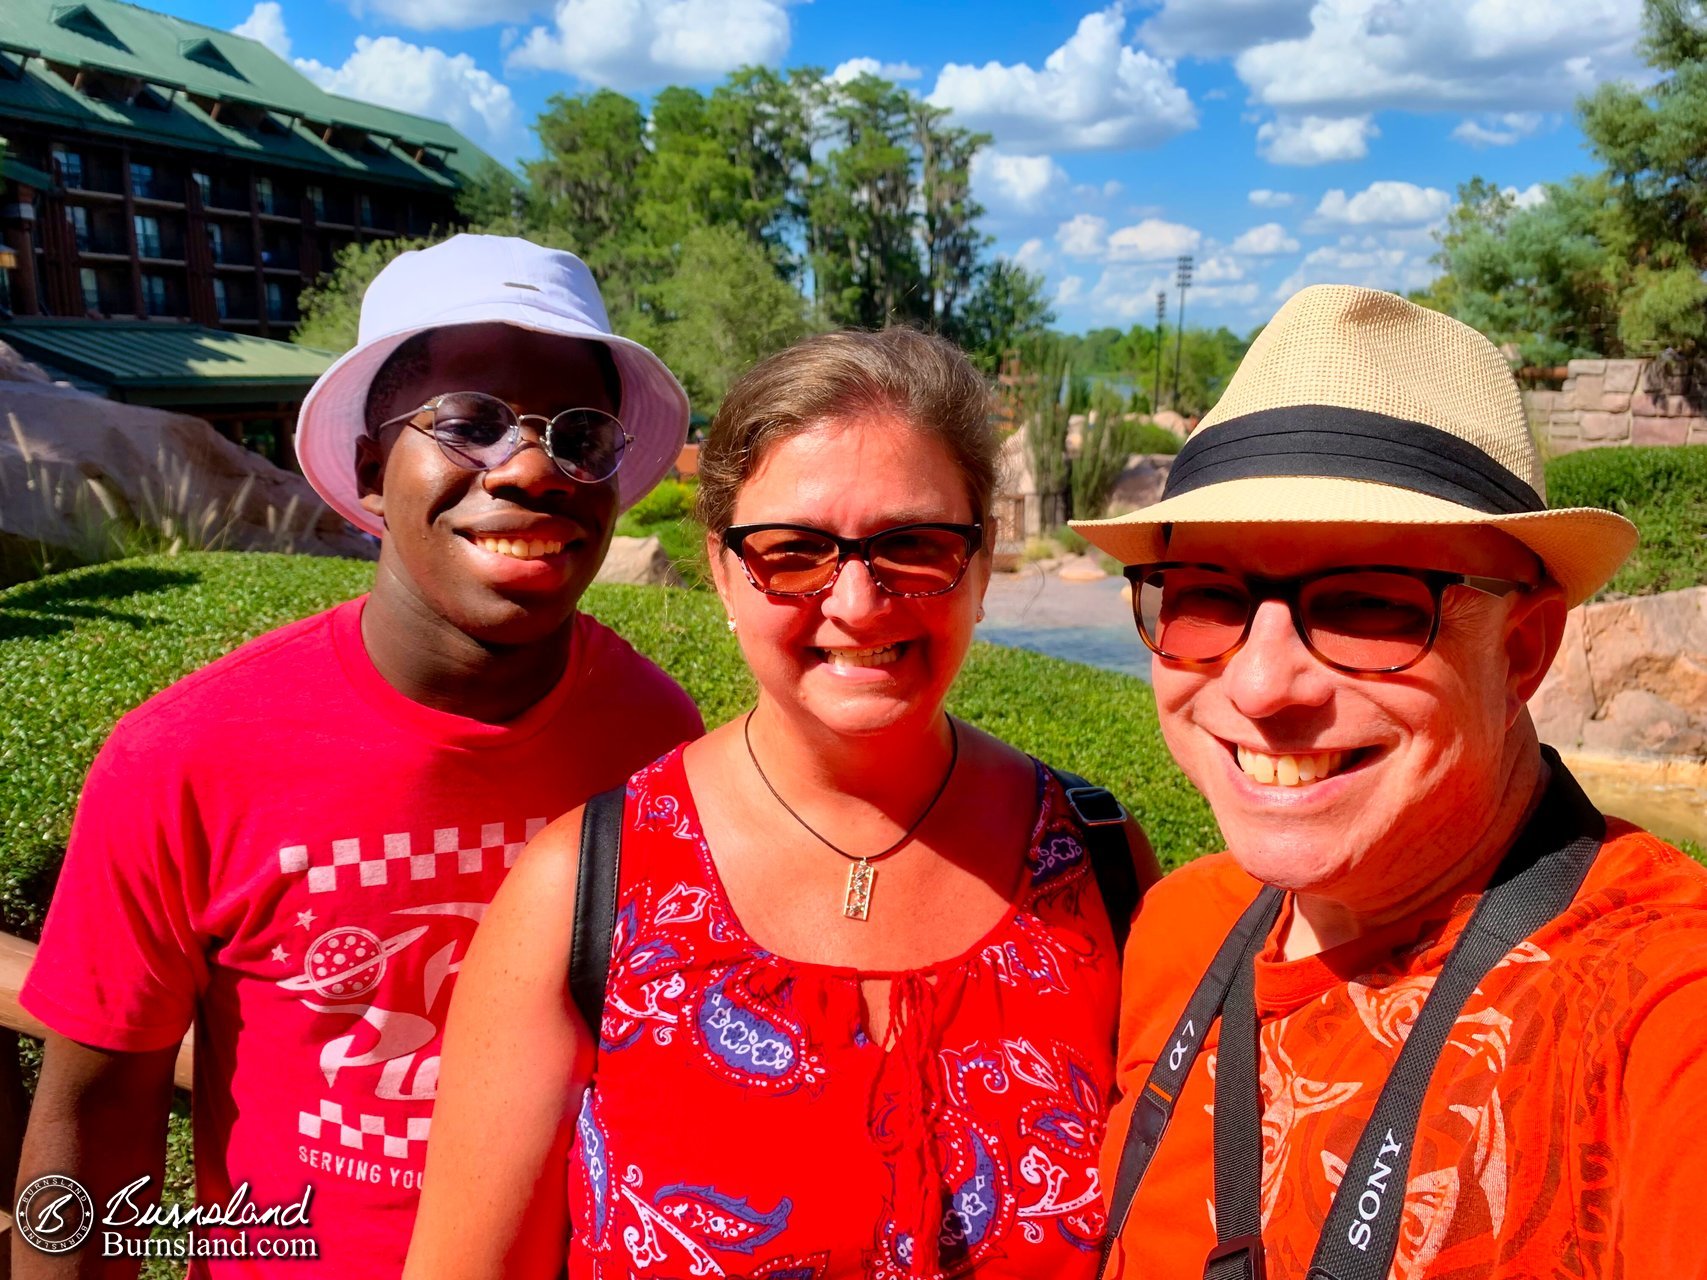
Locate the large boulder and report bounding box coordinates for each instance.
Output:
[0,378,374,565]
[594,535,683,587]
[1530,587,1707,759]
[1108,453,1176,513]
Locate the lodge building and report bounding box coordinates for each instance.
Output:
[0,0,499,461]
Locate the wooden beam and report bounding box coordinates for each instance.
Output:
[0,932,193,1092]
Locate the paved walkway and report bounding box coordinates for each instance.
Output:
[976,564,1152,680]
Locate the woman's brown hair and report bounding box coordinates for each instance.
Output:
[696,328,997,536]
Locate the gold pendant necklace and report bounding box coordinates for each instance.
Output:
[743,710,960,921]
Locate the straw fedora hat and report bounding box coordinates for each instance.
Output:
[1072,285,1636,607]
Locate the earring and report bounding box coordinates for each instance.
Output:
[976,606,986,622]
[726,618,738,634]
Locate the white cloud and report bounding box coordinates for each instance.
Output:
[1235,0,1644,115]
[1451,111,1545,147]
[1505,182,1548,209]
[829,56,923,84]
[1055,275,1086,307]
[1312,180,1452,228]
[1010,238,1053,273]
[970,148,1069,215]
[1089,267,1259,319]
[232,2,290,58]
[1139,0,1315,59]
[296,36,517,147]
[1056,213,1110,259]
[1107,217,1202,262]
[509,0,792,91]
[1248,188,1295,209]
[928,5,1196,152]
[1229,222,1300,255]
[1274,239,1438,301]
[1194,253,1245,283]
[1256,114,1377,165]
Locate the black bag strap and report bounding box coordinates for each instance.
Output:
[1100,885,1284,1271]
[569,784,627,1038]
[1049,766,1141,957]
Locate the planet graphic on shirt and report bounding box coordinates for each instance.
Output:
[277,925,426,1000]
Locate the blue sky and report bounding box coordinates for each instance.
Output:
[152,0,1647,335]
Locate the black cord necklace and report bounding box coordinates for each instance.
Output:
[742,709,960,921]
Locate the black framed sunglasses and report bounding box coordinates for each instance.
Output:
[1123,562,1534,674]
[375,391,633,484]
[724,522,985,598]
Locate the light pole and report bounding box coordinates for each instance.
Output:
[1171,255,1193,413]
[1153,291,1166,411]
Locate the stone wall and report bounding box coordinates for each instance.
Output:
[1526,357,1707,453]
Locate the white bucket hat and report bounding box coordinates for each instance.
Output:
[296,234,690,536]
[1073,285,1637,608]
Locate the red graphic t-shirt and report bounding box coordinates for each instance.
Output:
[24,597,703,1277]
[568,746,1123,1278]
[1100,821,1707,1279]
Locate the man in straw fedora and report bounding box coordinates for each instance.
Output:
[15,235,702,1276]
[1077,284,1707,1279]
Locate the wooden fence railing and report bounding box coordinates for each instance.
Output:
[0,932,194,1277]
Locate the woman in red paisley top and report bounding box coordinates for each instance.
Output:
[408,328,1160,1279]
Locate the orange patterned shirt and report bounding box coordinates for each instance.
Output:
[1101,820,1707,1279]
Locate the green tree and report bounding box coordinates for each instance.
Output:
[912,100,990,331]
[292,236,427,352]
[958,260,1054,373]
[525,89,650,311]
[1429,0,1707,358]
[649,224,813,410]
[807,74,927,327]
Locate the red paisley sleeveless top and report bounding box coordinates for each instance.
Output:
[566,745,1122,1279]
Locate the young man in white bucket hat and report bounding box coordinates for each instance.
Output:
[16,235,704,1277]
[1079,285,1707,1279]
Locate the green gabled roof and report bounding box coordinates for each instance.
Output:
[1,150,57,191]
[0,0,500,189]
[0,318,335,405]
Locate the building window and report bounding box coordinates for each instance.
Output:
[66,205,89,251]
[130,162,155,199]
[193,171,211,206]
[53,145,84,189]
[256,175,275,214]
[265,280,285,321]
[308,185,325,219]
[212,277,228,320]
[359,194,374,226]
[134,214,162,259]
[80,267,99,313]
[207,223,224,263]
[142,273,168,316]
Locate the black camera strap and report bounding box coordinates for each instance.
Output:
[1099,749,1605,1280]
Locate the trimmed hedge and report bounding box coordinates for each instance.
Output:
[1544,445,1707,598]
[0,552,1220,936]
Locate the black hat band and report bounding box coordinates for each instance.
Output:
[1161,405,1544,515]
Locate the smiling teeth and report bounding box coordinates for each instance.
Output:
[823,643,902,668]
[1236,745,1350,787]
[474,537,563,559]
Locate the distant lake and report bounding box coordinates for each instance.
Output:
[979,624,1154,680]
